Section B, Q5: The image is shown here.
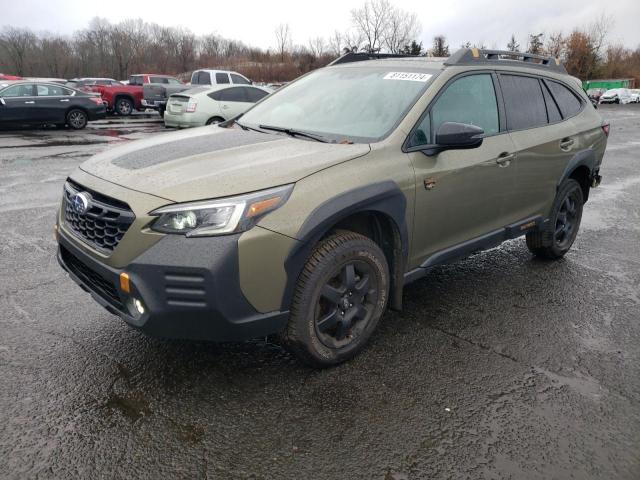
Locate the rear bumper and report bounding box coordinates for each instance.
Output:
[141,99,167,109]
[56,228,289,341]
[88,107,107,121]
[163,112,205,128]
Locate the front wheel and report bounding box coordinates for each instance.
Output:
[526,178,584,259]
[283,231,389,368]
[66,109,88,130]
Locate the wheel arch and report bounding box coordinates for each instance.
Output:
[281,181,408,312]
[558,149,596,202]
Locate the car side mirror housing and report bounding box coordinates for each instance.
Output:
[406,122,485,156]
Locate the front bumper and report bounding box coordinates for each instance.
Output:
[57,227,289,341]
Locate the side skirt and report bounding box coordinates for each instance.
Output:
[404,215,544,285]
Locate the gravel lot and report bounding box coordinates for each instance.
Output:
[1,106,639,480]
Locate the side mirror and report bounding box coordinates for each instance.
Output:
[407,122,484,156]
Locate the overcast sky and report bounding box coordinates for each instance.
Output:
[4,0,640,51]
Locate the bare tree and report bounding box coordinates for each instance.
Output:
[527,33,544,55]
[275,23,291,62]
[328,31,344,56]
[351,0,391,53]
[545,32,564,59]
[385,10,420,54]
[308,37,326,59]
[0,27,38,76]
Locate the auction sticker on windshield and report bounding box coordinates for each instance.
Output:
[383,72,432,82]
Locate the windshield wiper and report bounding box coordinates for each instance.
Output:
[232,119,264,134]
[258,124,328,143]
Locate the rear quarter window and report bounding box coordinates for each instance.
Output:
[500,74,548,130]
[545,80,582,118]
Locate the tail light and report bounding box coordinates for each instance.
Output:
[602,124,610,137]
[186,99,197,113]
[88,97,103,105]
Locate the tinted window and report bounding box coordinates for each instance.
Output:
[546,80,582,118]
[208,90,223,101]
[167,78,181,85]
[215,72,230,84]
[219,87,246,102]
[541,82,562,122]
[193,72,210,85]
[231,73,250,85]
[426,74,499,143]
[0,84,35,97]
[150,76,169,84]
[245,87,268,102]
[129,76,143,86]
[500,75,547,130]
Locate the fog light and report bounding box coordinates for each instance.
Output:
[133,298,145,315]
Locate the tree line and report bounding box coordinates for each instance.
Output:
[1,1,639,85]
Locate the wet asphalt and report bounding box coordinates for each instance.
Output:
[0,107,639,480]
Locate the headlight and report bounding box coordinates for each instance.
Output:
[149,184,293,237]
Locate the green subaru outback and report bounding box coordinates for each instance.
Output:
[56,49,608,367]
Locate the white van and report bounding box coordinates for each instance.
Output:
[190,69,251,86]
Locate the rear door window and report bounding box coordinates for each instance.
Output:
[541,82,562,122]
[129,76,143,86]
[215,73,230,84]
[36,84,73,96]
[219,87,247,102]
[150,76,169,84]
[545,80,582,118]
[230,73,250,85]
[500,75,548,130]
[245,87,269,102]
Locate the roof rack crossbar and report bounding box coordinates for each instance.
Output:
[444,48,566,73]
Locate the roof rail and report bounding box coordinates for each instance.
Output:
[328,52,419,66]
[444,48,567,73]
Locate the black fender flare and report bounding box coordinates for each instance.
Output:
[557,148,596,189]
[280,181,409,311]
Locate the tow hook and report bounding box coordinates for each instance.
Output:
[591,174,602,188]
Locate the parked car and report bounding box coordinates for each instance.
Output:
[0,73,22,80]
[163,84,271,128]
[66,78,122,92]
[141,76,187,116]
[586,88,606,102]
[0,81,106,129]
[55,48,608,367]
[24,77,68,84]
[630,89,640,103]
[89,74,182,116]
[599,88,632,104]
[190,69,251,86]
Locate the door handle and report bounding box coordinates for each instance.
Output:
[24,101,35,104]
[59,99,69,102]
[496,152,515,167]
[560,138,575,151]
[222,105,229,109]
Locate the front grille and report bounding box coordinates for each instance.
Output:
[63,180,135,254]
[60,245,124,310]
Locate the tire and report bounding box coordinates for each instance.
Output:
[158,107,165,118]
[66,109,87,130]
[526,178,584,259]
[283,231,389,368]
[206,116,224,125]
[115,98,133,116]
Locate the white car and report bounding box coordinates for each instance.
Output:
[630,89,640,103]
[190,69,252,86]
[164,84,271,128]
[599,88,632,104]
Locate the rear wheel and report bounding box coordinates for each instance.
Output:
[66,109,87,130]
[526,178,584,259]
[283,231,389,368]
[115,98,133,116]
[206,116,224,125]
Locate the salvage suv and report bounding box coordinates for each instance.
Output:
[55,49,608,367]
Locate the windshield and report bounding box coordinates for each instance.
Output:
[240,66,438,143]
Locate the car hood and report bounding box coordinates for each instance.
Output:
[79,126,370,202]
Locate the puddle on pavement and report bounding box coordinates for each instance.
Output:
[534,367,605,400]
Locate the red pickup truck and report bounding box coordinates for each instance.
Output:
[90,74,182,116]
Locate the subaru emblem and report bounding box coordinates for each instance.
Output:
[71,192,92,215]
